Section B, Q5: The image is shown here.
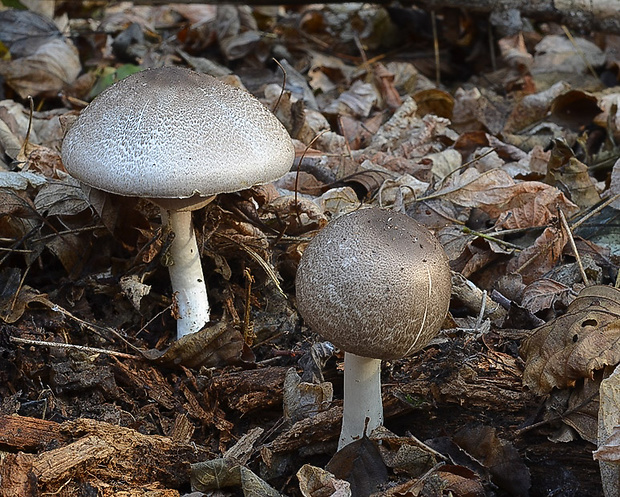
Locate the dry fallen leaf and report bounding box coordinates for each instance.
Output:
[0,38,81,98]
[297,464,352,497]
[521,285,620,395]
[191,457,280,496]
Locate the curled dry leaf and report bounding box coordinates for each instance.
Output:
[506,226,565,284]
[596,363,620,497]
[521,285,620,396]
[596,425,620,462]
[325,437,389,497]
[452,87,508,135]
[297,464,352,497]
[454,425,531,497]
[503,81,571,134]
[324,80,378,118]
[560,374,601,444]
[371,426,438,477]
[0,38,81,99]
[373,62,402,110]
[261,194,328,235]
[550,90,602,131]
[521,278,576,314]
[191,457,280,496]
[1,285,55,324]
[532,35,606,75]
[283,367,333,424]
[413,88,454,119]
[610,157,620,210]
[142,321,254,369]
[434,167,579,226]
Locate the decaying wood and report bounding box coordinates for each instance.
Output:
[413,0,620,34]
[0,415,70,451]
[451,271,508,322]
[130,0,620,34]
[264,405,343,455]
[0,416,215,495]
[208,366,288,414]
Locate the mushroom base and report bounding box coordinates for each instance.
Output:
[339,352,383,450]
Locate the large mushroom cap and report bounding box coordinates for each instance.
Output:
[296,208,451,360]
[62,66,294,199]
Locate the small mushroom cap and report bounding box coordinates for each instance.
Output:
[295,208,451,360]
[61,66,294,200]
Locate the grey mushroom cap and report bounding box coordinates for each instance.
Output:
[61,66,295,199]
[295,208,451,360]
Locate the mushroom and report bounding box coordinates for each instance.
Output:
[62,66,295,339]
[295,208,451,449]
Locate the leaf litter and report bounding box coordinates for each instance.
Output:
[0,1,619,496]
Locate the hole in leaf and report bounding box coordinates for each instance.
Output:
[581,319,598,327]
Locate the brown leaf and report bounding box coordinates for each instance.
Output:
[562,375,601,443]
[452,87,508,135]
[0,10,61,59]
[521,285,620,395]
[498,33,533,73]
[324,81,378,118]
[413,88,454,119]
[532,35,605,75]
[454,425,531,497]
[261,194,327,235]
[33,177,89,217]
[521,278,576,314]
[0,38,81,98]
[326,437,388,497]
[550,90,602,131]
[595,425,620,462]
[0,284,55,324]
[434,168,579,226]
[373,63,402,110]
[508,226,567,285]
[142,321,254,370]
[191,457,280,495]
[297,464,351,497]
[503,82,570,134]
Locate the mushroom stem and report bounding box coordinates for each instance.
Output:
[339,352,383,450]
[161,209,210,339]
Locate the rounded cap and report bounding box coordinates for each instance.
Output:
[61,66,295,200]
[295,208,451,360]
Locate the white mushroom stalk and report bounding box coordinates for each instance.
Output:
[340,352,383,449]
[160,209,210,339]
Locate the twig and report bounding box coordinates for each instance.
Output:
[461,226,522,250]
[558,207,589,286]
[561,25,598,80]
[570,193,620,230]
[243,267,255,346]
[424,148,498,196]
[474,290,487,332]
[294,129,328,227]
[50,302,144,354]
[515,388,599,436]
[9,266,30,317]
[10,336,140,360]
[431,10,440,87]
[212,232,287,299]
[271,58,287,114]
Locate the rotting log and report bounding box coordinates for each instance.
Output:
[0,415,215,496]
[0,415,71,451]
[129,0,620,34]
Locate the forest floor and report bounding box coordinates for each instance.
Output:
[0,1,620,496]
